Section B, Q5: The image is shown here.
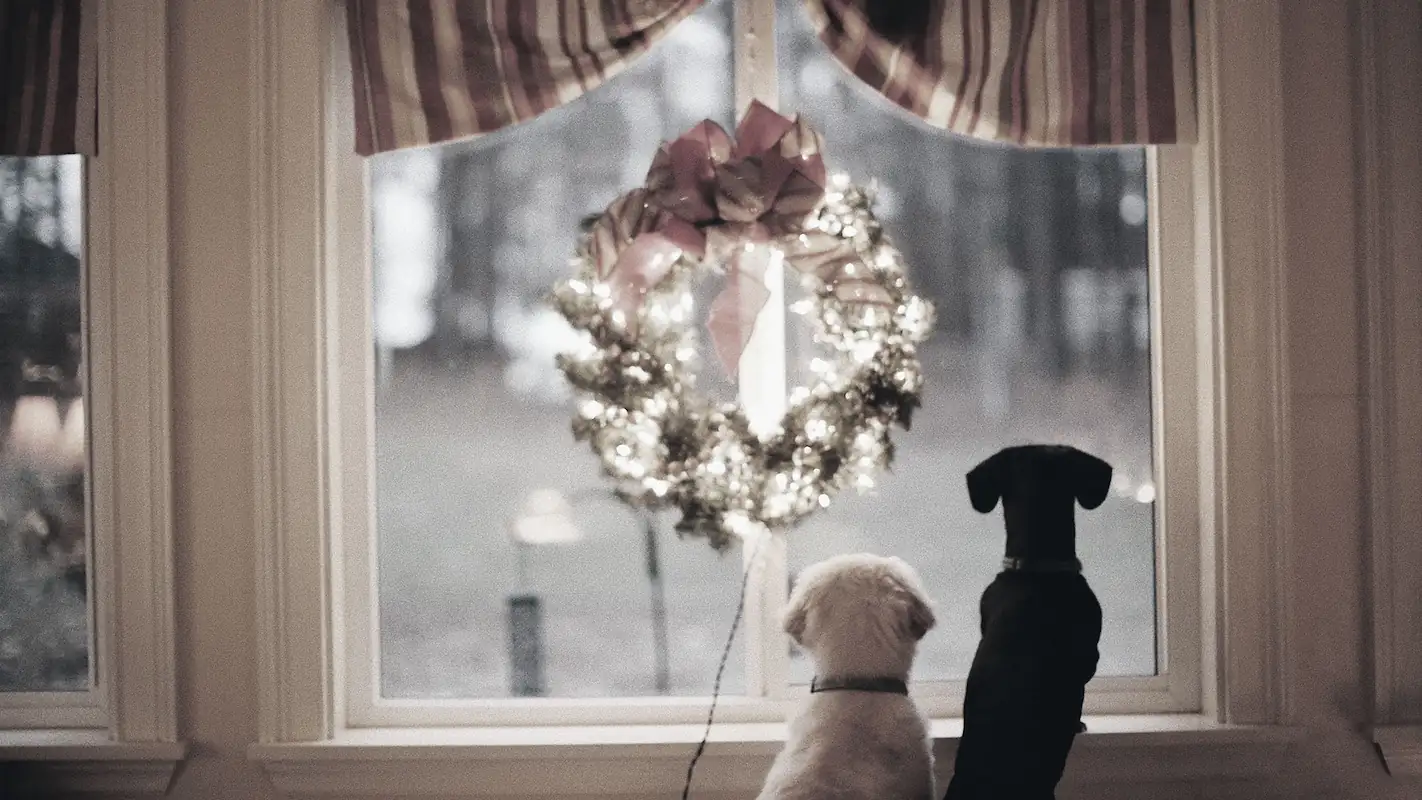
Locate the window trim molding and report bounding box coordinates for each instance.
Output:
[251,0,337,745]
[0,0,183,792]
[252,716,1304,797]
[1359,0,1422,777]
[1189,0,1292,727]
[337,143,1203,728]
[251,0,1298,790]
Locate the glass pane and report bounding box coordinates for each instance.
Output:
[370,0,746,699]
[0,155,90,692]
[778,0,1156,682]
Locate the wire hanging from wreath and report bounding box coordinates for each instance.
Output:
[551,101,934,552]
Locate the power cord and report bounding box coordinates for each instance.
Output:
[680,533,765,800]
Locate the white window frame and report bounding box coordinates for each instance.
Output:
[331,0,1198,729]
[1361,0,1422,777]
[252,0,1304,793]
[0,1,181,794]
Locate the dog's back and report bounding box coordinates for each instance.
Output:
[761,554,938,800]
[947,572,1102,799]
[759,693,935,800]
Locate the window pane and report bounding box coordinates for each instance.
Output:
[778,0,1156,681]
[0,155,90,692]
[370,0,746,699]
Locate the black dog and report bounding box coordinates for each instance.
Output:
[944,444,1113,800]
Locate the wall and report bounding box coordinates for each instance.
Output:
[166,0,267,795]
[150,0,1419,798]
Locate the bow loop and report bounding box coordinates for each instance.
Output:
[641,100,829,234]
[584,189,661,278]
[588,103,855,372]
[644,120,733,223]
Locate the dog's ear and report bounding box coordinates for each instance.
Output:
[886,557,936,641]
[966,451,1005,514]
[904,590,936,641]
[1070,449,1114,510]
[782,585,811,646]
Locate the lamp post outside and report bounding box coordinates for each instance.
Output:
[506,488,671,697]
[641,509,670,695]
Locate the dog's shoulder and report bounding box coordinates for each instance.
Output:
[979,574,1102,649]
[982,573,1099,615]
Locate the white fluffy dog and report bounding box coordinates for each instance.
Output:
[757,553,937,800]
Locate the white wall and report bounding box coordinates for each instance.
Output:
[167,0,264,795]
[147,0,1421,798]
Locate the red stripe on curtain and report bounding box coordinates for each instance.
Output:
[801,0,1197,147]
[946,1,973,130]
[408,2,454,144]
[1144,0,1177,142]
[0,0,96,156]
[346,0,704,156]
[966,0,993,134]
[997,0,1041,143]
[453,2,513,132]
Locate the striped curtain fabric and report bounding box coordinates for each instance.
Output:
[0,0,97,156]
[346,0,704,156]
[802,0,1197,146]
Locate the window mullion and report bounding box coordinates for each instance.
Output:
[732,0,791,702]
[732,0,778,113]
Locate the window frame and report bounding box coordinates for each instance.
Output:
[1361,0,1422,776]
[252,0,1296,775]
[329,0,1200,728]
[0,0,181,792]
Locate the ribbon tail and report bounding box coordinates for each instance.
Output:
[705,253,770,379]
[782,230,852,278]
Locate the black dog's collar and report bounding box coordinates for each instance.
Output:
[1002,557,1083,574]
[809,676,909,695]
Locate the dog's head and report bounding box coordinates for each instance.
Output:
[965,444,1113,557]
[783,553,935,678]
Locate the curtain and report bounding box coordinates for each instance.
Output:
[0,0,97,156]
[802,0,1196,146]
[345,0,705,156]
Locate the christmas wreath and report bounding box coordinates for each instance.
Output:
[551,102,933,551]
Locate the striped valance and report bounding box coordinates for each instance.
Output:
[346,0,704,156]
[0,0,96,156]
[803,0,1197,146]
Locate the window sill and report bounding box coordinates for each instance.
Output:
[1374,725,1422,777]
[0,730,186,795]
[249,714,1303,797]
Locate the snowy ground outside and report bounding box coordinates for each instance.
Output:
[375,335,1155,699]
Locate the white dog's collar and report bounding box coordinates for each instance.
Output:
[1001,556,1082,574]
[809,676,909,695]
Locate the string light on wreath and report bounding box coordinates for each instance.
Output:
[551,102,934,552]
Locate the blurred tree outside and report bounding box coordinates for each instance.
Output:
[0,154,90,692]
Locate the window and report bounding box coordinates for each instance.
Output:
[0,5,178,782]
[366,2,745,701]
[0,155,90,696]
[256,2,1304,792]
[339,0,1198,726]
[774,1,1156,685]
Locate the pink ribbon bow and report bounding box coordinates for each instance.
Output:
[593,102,856,376]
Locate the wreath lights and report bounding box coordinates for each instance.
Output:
[551,102,934,551]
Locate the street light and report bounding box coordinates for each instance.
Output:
[505,488,671,697]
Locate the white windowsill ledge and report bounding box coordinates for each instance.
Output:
[0,729,187,795]
[250,714,1303,797]
[1374,725,1422,777]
